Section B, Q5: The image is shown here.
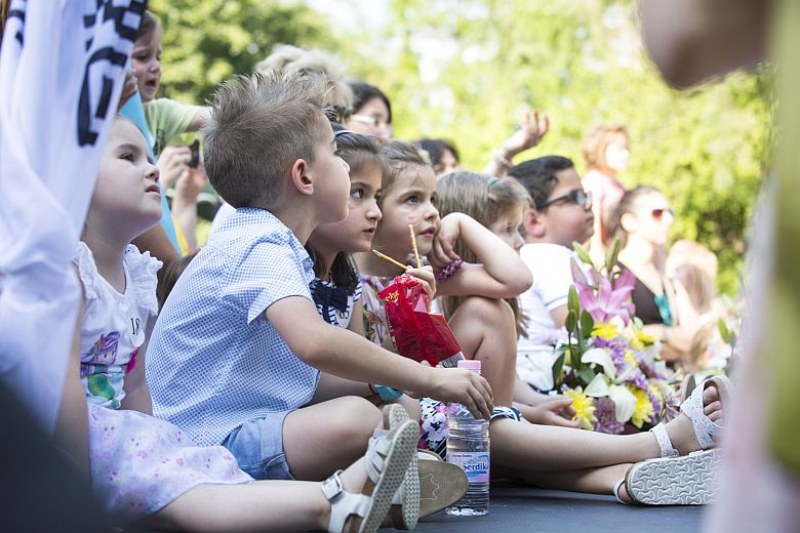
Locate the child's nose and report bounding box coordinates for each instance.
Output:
[147,163,160,183]
[367,200,382,221]
[424,202,439,220]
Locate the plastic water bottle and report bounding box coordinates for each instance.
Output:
[446,359,490,516]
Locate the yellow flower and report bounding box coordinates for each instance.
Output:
[624,349,637,367]
[630,330,656,350]
[628,385,654,429]
[592,321,620,340]
[648,383,663,402]
[564,387,597,430]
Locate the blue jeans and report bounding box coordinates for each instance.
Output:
[223,411,294,480]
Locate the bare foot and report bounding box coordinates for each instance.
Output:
[664,379,724,455]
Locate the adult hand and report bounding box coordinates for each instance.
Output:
[118,71,138,110]
[501,109,550,158]
[157,145,192,191]
[174,160,208,204]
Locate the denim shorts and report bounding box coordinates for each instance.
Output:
[222,411,294,480]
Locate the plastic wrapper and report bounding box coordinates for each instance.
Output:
[379,274,465,367]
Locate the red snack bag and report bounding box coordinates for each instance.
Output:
[379,274,465,367]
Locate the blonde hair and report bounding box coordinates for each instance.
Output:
[667,240,719,314]
[255,44,352,108]
[582,123,629,171]
[203,72,329,209]
[435,171,531,337]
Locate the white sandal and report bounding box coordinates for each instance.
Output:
[324,420,417,533]
[625,375,731,505]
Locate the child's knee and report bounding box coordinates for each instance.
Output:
[461,296,515,329]
[329,396,382,443]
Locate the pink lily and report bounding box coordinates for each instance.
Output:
[577,268,636,324]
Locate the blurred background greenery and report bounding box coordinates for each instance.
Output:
[151,0,773,296]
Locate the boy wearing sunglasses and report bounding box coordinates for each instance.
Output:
[506,156,595,391]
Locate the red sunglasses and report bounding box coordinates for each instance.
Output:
[651,208,674,221]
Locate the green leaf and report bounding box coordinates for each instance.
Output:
[580,310,594,336]
[605,238,621,272]
[718,318,732,344]
[565,310,578,333]
[573,242,593,266]
[567,285,580,314]
[552,351,566,388]
[578,367,596,386]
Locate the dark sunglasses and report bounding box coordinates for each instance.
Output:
[323,104,353,124]
[536,189,592,210]
[651,208,674,220]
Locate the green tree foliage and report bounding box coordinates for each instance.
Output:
[348,0,771,295]
[149,0,338,104]
[151,0,770,295]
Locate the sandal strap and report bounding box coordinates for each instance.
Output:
[613,479,629,504]
[323,471,371,533]
[650,423,679,458]
[680,379,722,449]
[364,430,393,481]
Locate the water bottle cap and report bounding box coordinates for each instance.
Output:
[457,359,482,373]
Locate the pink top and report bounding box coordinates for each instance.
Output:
[582,168,626,241]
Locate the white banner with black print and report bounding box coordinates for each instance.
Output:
[0,0,147,434]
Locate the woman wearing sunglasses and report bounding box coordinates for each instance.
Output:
[609,186,701,364]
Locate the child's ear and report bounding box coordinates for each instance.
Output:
[523,207,546,240]
[289,158,314,196]
[620,212,638,234]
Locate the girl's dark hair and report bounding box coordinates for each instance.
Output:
[136,10,161,41]
[415,138,460,173]
[157,253,197,309]
[306,123,386,293]
[347,80,392,124]
[606,185,661,248]
[507,155,574,209]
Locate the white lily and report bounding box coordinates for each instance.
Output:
[609,384,636,423]
[581,348,617,379]
[585,373,610,397]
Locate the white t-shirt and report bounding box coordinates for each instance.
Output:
[517,242,575,391]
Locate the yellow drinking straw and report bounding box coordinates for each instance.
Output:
[409,225,422,268]
[370,249,407,271]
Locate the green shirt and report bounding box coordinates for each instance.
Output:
[143,98,204,156]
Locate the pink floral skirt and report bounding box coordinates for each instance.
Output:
[88,404,252,521]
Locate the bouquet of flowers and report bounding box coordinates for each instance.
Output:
[553,242,674,434]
